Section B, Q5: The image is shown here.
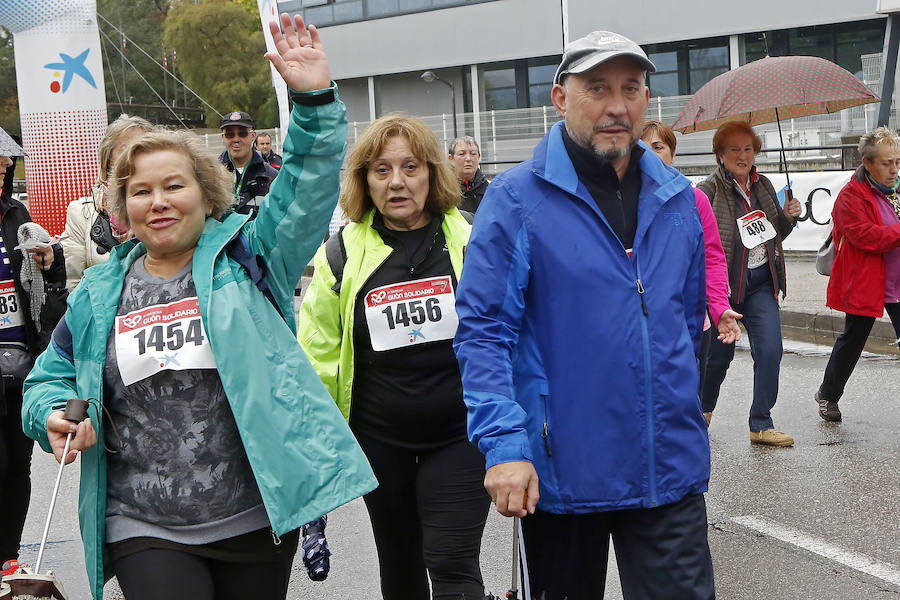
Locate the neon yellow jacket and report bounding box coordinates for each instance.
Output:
[298,208,471,419]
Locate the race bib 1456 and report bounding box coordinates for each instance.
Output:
[364,276,458,352]
[115,297,217,386]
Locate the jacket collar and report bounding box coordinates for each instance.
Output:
[533,121,690,201]
[219,149,267,174]
[531,122,692,252]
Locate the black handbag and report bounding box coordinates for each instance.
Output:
[0,344,33,383]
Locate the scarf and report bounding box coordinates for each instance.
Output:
[866,173,900,220]
[14,222,52,331]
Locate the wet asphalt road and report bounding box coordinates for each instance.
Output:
[17,341,900,599]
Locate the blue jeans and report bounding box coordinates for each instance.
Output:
[701,265,783,432]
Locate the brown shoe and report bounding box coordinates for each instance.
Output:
[750,429,794,447]
[703,412,712,427]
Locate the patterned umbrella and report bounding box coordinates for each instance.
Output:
[0,124,25,157]
[672,55,879,134]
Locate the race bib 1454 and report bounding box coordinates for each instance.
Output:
[115,297,217,386]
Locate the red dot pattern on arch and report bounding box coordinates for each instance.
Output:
[49,81,60,93]
[19,109,107,236]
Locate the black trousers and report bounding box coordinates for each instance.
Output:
[0,384,33,560]
[818,302,900,402]
[521,493,715,600]
[112,529,299,600]
[354,431,491,600]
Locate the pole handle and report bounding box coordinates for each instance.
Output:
[63,398,89,424]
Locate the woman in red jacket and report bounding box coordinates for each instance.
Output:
[817,126,900,421]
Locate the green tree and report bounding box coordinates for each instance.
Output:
[164,0,276,128]
[96,0,172,118]
[0,27,20,136]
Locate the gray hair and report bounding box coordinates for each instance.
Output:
[448,135,480,156]
[98,114,155,184]
[858,126,900,161]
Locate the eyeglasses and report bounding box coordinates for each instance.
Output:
[223,130,250,139]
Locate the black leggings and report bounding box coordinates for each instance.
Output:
[112,530,299,600]
[355,431,491,600]
[0,385,33,560]
[819,302,900,402]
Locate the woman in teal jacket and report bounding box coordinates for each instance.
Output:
[22,15,375,599]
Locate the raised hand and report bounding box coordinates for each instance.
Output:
[265,13,330,93]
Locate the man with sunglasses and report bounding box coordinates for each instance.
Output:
[219,111,278,217]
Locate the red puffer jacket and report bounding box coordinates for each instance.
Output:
[827,167,900,317]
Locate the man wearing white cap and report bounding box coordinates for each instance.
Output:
[454,31,714,598]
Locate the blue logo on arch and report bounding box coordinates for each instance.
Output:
[44,48,97,93]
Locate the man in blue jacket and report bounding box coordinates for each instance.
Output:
[454,31,714,599]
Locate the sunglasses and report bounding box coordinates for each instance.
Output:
[223,130,250,139]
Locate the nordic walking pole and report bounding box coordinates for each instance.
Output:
[35,398,89,573]
[507,515,520,600]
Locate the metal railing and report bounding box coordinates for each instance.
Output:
[198,94,896,176]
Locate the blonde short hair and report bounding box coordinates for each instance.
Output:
[108,129,233,226]
[858,126,900,162]
[340,114,460,223]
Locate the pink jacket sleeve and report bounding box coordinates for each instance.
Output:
[694,187,731,327]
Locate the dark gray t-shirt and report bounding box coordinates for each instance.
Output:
[103,256,267,544]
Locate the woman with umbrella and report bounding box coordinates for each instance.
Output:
[697,121,801,446]
[814,127,900,422]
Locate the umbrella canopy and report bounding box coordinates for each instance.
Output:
[0,125,25,157]
[672,55,880,133]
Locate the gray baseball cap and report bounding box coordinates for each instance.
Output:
[553,31,656,85]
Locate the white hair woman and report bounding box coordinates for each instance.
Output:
[815,126,900,421]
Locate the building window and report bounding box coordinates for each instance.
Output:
[482,63,517,111]
[279,0,499,27]
[527,58,558,107]
[744,19,885,79]
[478,57,560,111]
[645,37,729,97]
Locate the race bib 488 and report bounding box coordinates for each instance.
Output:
[364,276,459,352]
[115,297,217,386]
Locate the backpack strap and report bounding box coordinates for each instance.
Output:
[325,226,347,294]
[458,209,475,224]
[225,234,285,322]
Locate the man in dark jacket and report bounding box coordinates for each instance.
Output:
[454,31,713,599]
[256,132,283,171]
[449,136,489,213]
[0,150,67,565]
[218,111,279,217]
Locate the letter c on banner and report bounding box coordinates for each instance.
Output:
[803,187,832,226]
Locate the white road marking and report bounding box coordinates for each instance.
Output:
[732,515,900,587]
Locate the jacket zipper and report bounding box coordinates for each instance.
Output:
[634,255,658,506]
[541,394,553,457]
[346,249,392,421]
